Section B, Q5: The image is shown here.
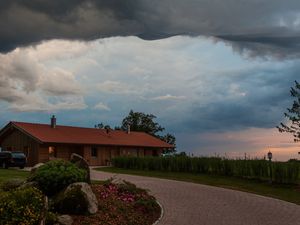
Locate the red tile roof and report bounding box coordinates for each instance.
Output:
[10,121,173,148]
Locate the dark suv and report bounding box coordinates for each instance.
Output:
[0,151,27,169]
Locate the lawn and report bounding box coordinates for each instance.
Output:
[96,167,300,205]
[0,168,29,183]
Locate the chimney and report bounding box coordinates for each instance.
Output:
[51,115,56,128]
[127,124,130,134]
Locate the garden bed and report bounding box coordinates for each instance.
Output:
[0,161,161,225]
[72,181,161,225]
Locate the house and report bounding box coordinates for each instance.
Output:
[0,116,173,166]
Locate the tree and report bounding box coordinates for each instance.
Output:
[121,110,165,136]
[94,123,111,130]
[176,151,187,157]
[95,110,176,153]
[277,80,300,142]
[121,110,176,152]
[161,133,176,146]
[161,133,176,154]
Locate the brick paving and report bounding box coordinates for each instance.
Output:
[91,169,300,225]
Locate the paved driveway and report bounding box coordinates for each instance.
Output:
[91,169,300,225]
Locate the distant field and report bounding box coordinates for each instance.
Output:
[97,167,300,205]
[0,169,29,183]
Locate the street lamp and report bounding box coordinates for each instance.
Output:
[267,150,273,184]
[267,151,273,161]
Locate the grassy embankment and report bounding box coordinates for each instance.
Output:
[0,168,105,184]
[96,166,300,205]
[0,169,29,183]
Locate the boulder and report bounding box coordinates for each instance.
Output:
[70,153,91,184]
[57,215,73,225]
[19,181,39,189]
[31,163,45,174]
[53,182,98,215]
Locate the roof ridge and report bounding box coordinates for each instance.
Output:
[11,121,146,134]
[12,121,110,130]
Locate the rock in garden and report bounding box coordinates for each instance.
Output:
[31,163,45,174]
[19,181,39,189]
[53,182,98,215]
[57,215,73,225]
[70,153,91,184]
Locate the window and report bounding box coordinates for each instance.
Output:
[91,147,97,157]
[49,146,57,158]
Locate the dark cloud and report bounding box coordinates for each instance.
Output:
[175,64,300,133]
[0,0,300,58]
[218,35,300,59]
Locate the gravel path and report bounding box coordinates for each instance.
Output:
[91,169,300,225]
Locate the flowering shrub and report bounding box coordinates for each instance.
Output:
[29,159,87,196]
[0,187,45,225]
[100,181,137,202]
[72,180,160,225]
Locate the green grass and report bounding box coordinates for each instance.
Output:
[0,169,29,183]
[96,167,300,205]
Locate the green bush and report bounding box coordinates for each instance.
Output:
[45,212,58,225]
[29,159,87,196]
[0,187,45,225]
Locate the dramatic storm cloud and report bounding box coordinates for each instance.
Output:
[1,36,297,129]
[1,0,300,58]
[0,2,299,160]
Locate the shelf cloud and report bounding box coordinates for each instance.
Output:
[1,0,300,58]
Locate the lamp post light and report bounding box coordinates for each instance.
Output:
[267,151,272,161]
[267,150,273,184]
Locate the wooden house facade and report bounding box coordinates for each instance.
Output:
[0,117,173,166]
